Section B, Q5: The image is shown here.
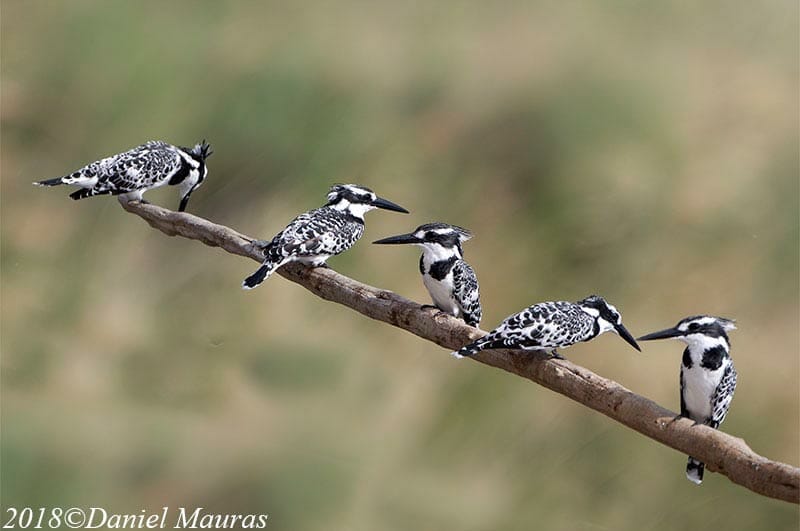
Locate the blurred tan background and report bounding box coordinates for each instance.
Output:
[2,1,798,529]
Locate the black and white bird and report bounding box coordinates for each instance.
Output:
[454,295,640,358]
[34,140,212,212]
[242,184,408,289]
[638,315,738,485]
[373,223,481,326]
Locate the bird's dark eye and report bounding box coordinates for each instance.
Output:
[688,322,700,331]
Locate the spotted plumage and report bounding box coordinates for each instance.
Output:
[373,222,481,326]
[242,184,408,289]
[454,295,640,358]
[450,260,481,326]
[34,140,212,212]
[639,315,738,485]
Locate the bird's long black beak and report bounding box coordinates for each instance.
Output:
[372,233,422,245]
[371,196,409,213]
[615,323,641,351]
[638,327,683,342]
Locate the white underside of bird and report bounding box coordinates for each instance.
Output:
[423,272,460,316]
[682,335,729,422]
[683,364,725,421]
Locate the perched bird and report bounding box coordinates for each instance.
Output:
[638,315,738,485]
[34,140,212,212]
[373,223,481,326]
[454,295,640,358]
[242,184,408,289]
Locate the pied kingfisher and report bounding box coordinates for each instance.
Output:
[242,184,408,289]
[638,315,738,485]
[34,140,212,212]
[373,223,481,326]
[454,295,640,358]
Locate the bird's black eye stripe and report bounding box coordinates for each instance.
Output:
[688,322,700,331]
[340,190,370,204]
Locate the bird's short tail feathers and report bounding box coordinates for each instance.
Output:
[242,262,279,290]
[452,339,485,359]
[69,188,111,201]
[34,177,64,187]
[686,457,704,484]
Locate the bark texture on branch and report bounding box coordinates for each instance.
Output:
[121,200,800,504]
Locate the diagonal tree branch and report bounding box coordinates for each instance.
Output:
[121,200,800,504]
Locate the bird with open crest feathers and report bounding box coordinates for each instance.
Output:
[454,295,640,359]
[34,140,212,212]
[242,184,409,289]
[373,222,481,326]
[638,315,738,485]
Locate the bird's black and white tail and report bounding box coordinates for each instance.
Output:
[452,338,491,358]
[69,188,111,201]
[242,261,280,290]
[686,457,704,484]
[34,177,65,187]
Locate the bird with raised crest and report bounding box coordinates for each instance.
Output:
[34,140,212,212]
[242,184,408,290]
[454,295,640,359]
[373,222,481,326]
[638,315,738,485]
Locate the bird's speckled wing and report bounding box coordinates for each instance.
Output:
[709,362,737,428]
[264,207,364,264]
[452,259,481,326]
[679,369,688,418]
[63,140,181,193]
[481,301,595,350]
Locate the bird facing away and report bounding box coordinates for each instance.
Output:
[34,140,212,212]
[373,222,481,326]
[242,184,409,290]
[638,315,738,485]
[454,295,640,358]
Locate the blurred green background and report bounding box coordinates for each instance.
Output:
[2,1,798,529]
